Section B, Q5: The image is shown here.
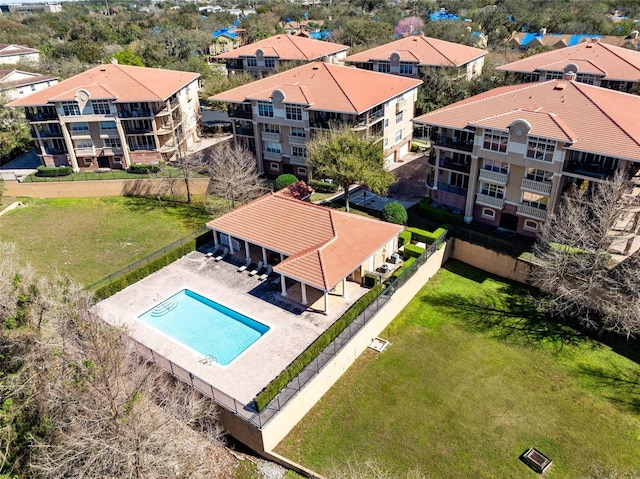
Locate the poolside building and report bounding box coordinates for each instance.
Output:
[206,192,403,313]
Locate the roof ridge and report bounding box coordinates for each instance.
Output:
[109,64,163,101]
[419,36,457,65]
[320,62,359,113]
[597,41,640,73]
[286,35,312,60]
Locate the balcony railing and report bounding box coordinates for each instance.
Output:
[26,111,58,122]
[228,107,253,119]
[261,131,280,142]
[521,178,552,195]
[74,147,96,156]
[235,126,254,136]
[436,137,474,152]
[263,150,281,160]
[517,204,547,221]
[100,147,123,156]
[426,180,468,197]
[478,169,508,185]
[476,194,505,209]
[38,129,63,138]
[309,118,331,129]
[124,125,153,134]
[439,158,471,173]
[119,109,153,119]
[288,134,306,145]
[290,155,307,165]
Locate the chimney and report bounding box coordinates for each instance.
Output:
[538,28,547,36]
[110,57,118,64]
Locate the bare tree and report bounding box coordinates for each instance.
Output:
[531,172,640,337]
[202,143,266,213]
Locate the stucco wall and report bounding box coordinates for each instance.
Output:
[2,177,210,198]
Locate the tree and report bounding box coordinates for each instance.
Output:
[275,173,298,191]
[531,172,640,338]
[202,143,266,213]
[111,49,145,66]
[0,93,33,166]
[307,127,396,212]
[381,201,408,224]
[394,16,424,37]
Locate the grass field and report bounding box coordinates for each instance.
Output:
[0,196,211,285]
[275,261,640,478]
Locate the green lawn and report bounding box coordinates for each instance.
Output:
[275,261,640,478]
[0,196,211,285]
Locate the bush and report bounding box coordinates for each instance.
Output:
[407,225,449,245]
[309,179,339,193]
[274,174,298,191]
[403,243,425,259]
[363,273,378,288]
[36,165,72,177]
[398,230,412,247]
[385,257,416,284]
[381,201,408,224]
[254,283,384,412]
[128,163,163,174]
[415,198,464,225]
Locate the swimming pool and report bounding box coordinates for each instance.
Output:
[138,289,269,366]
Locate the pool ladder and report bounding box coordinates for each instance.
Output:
[200,354,217,366]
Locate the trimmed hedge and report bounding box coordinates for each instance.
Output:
[254,283,385,412]
[385,256,416,284]
[398,230,412,247]
[36,165,72,177]
[406,225,449,245]
[275,174,298,191]
[403,243,425,259]
[128,163,163,174]
[415,198,464,225]
[309,179,339,193]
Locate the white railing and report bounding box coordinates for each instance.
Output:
[263,150,281,160]
[261,131,280,142]
[288,135,306,145]
[478,169,508,185]
[517,204,547,220]
[475,194,505,209]
[521,178,552,195]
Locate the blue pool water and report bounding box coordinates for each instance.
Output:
[138,289,269,366]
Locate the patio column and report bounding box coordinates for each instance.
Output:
[323,291,328,313]
[213,231,219,248]
[228,237,234,254]
[301,283,308,305]
[280,274,287,297]
[262,247,268,265]
[244,240,250,260]
[464,155,479,223]
[341,278,346,297]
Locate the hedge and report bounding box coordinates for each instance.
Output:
[403,243,425,259]
[406,225,449,245]
[128,163,163,174]
[309,179,339,193]
[398,230,412,247]
[385,256,416,284]
[36,165,72,177]
[415,198,464,225]
[275,174,298,191]
[254,283,385,412]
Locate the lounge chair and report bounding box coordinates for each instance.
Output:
[248,260,263,276]
[205,245,220,258]
[238,258,251,272]
[214,246,228,261]
[258,264,273,281]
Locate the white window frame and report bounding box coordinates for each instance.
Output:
[522,191,548,210]
[270,162,279,171]
[62,101,81,116]
[265,142,281,153]
[264,57,276,68]
[394,129,403,144]
[399,62,413,75]
[378,61,390,73]
[483,158,509,174]
[285,104,303,121]
[526,168,552,182]
[292,146,306,158]
[263,124,280,133]
[75,139,93,149]
[99,121,117,130]
[482,129,508,153]
[92,100,111,115]
[481,208,495,219]
[246,57,257,67]
[395,111,403,124]
[257,101,273,118]
[526,136,555,162]
[290,127,305,138]
[71,122,89,131]
[297,167,307,176]
[523,219,539,231]
[480,182,505,199]
[104,138,121,148]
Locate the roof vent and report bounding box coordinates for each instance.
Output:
[554,82,567,90]
[312,66,319,70]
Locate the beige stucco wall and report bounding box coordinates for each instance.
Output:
[2,177,210,198]
[450,238,533,284]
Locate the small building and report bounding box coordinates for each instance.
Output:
[343,35,487,80]
[0,44,40,64]
[0,70,57,101]
[413,77,640,237]
[209,27,246,56]
[206,192,403,313]
[209,61,422,179]
[6,63,201,172]
[497,39,640,92]
[213,34,349,77]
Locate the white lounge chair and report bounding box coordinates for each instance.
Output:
[238,258,251,272]
[214,246,228,261]
[249,260,263,276]
[205,245,220,258]
[258,264,273,281]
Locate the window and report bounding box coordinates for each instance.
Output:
[399,62,413,75]
[104,138,121,148]
[384,118,389,128]
[263,124,279,133]
[394,129,403,143]
[483,130,508,153]
[92,100,111,115]
[545,71,563,80]
[265,142,281,153]
[395,111,403,124]
[292,146,306,158]
[384,138,388,147]
[128,135,156,150]
[481,208,495,219]
[450,172,469,190]
[285,104,303,121]
[270,162,279,171]
[483,159,508,174]
[290,127,305,138]
[526,168,552,182]
[264,58,275,68]
[30,84,36,91]
[100,121,117,130]
[75,139,93,149]
[257,101,273,118]
[61,101,81,116]
[522,191,548,210]
[480,182,505,199]
[523,219,539,231]
[246,57,257,67]
[297,167,307,176]
[377,61,390,73]
[70,122,89,131]
[526,136,555,162]
[576,73,595,85]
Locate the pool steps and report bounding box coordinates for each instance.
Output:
[149,299,178,317]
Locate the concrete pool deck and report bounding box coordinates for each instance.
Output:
[94,249,368,406]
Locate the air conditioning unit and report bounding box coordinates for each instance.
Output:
[390,253,400,264]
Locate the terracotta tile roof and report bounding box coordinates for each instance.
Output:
[206,194,403,291]
[0,44,39,57]
[413,80,640,162]
[6,64,200,107]
[210,61,422,114]
[497,41,640,81]
[344,35,487,67]
[214,34,348,61]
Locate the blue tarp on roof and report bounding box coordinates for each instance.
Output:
[520,32,603,47]
[309,30,331,40]
[213,28,237,39]
[567,34,601,46]
[430,10,466,21]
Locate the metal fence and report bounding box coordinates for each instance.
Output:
[123,229,448,430]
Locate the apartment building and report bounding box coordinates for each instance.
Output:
[0,44,40,64]
[413,77,640,237]
[214,34,349,77]
[0,70,57,100]
[209,61,422,179]
[343,35,487,80]
[6,63,201,171]
[497,39,640,92]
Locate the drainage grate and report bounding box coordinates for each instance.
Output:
[520,447,552,474]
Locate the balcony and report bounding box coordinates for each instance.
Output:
[436,137,474,152]
[26,111,58,122]
[74,147,96,156]
[261,131,280,142]
[263,150,281,161]
[119,109,153,119]
[159,142,175,153]
[517,204,547,221]
[521,178,552,195]
[427,180,468,197]
[228,106,253,119]
[235,126,254,136]
[100,147,123,156]
[288,134,306,145]
[439,158,471,173]
[478,169,508,185]
[309,118,331,130]
[124,124,153,134]
[476,194,505,209]
[38,129,63,138]
[290,155,307,165]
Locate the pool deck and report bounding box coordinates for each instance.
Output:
[93,249,368,406]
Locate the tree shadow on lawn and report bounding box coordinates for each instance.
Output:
[115,196,210,231]
[577,363,640,414]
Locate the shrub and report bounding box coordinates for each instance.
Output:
[363,273,378,288]
[385,257,416,285]
[407,225,449,245]
[36,165,72,177]
[381,201,408,224]
[415,198,464,225]
[128,163,163,174]
[398,230,412,247]
[274,174,298,191]
[309,179,339,193]
[403,243,425,259]
[254,283,384,412]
